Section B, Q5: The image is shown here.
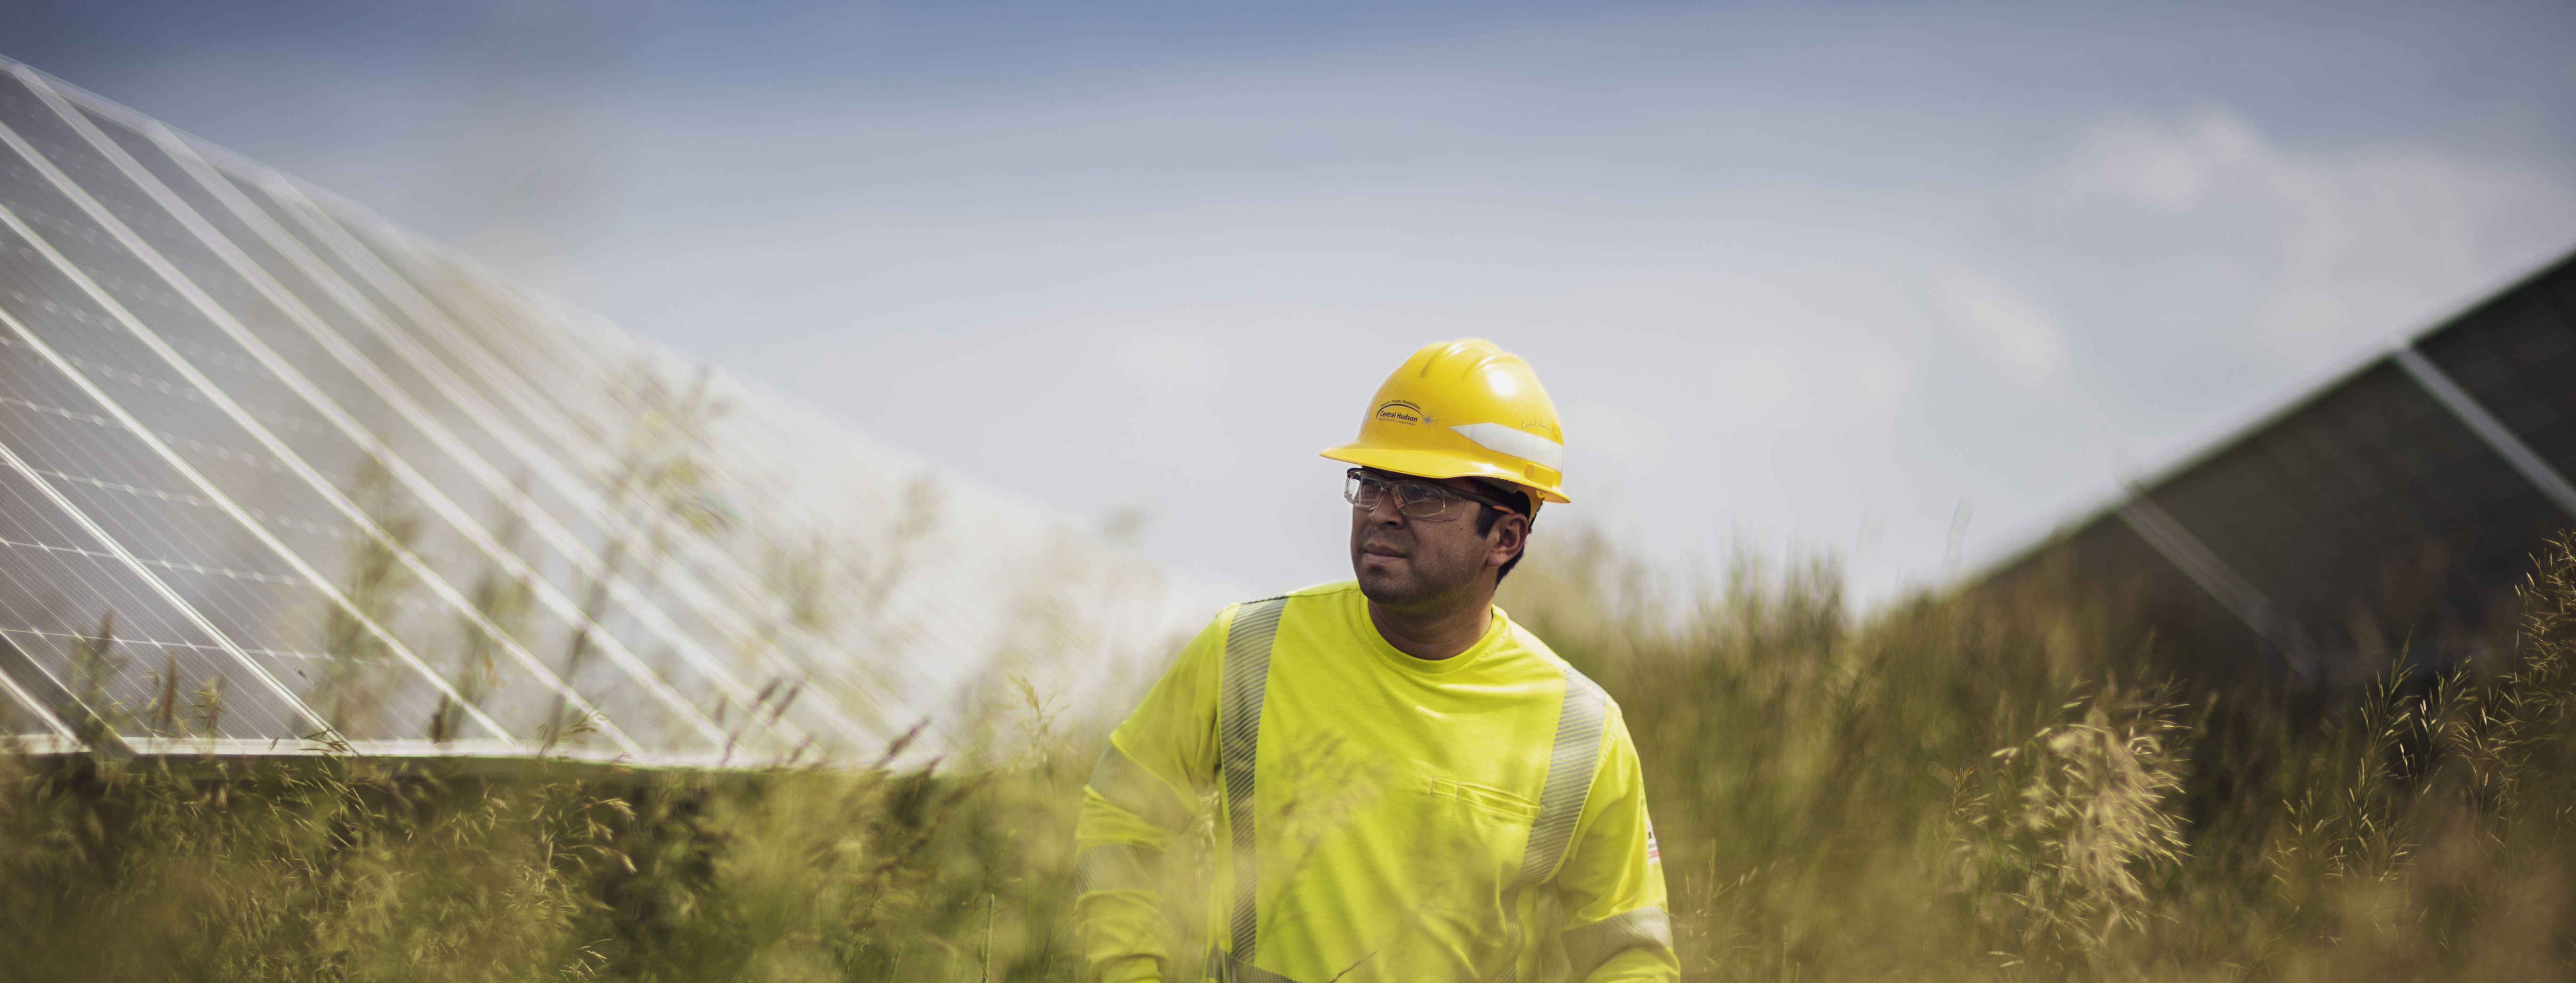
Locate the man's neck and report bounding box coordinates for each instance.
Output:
[1365,584,1497,661]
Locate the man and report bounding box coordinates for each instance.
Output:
[1074,339,1675,982]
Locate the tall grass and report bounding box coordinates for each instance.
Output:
[1501,526,2576,980]
[5,528,2574,980]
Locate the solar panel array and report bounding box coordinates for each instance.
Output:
[0,58,1194,762]
[1990,249,2576,687]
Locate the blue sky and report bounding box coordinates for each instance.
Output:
[10,0,2576,604]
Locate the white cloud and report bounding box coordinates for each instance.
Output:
[462,18,2576,612]
[2060,108,2576,361]
[1931,263,2069,386]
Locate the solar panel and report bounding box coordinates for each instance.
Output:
[0,57,1200,761]
[1990,248,2576,686]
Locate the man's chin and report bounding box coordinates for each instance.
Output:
[1357,570,1451,609]
[1354,569,1415,605]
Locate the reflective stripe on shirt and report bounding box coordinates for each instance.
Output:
[1563,906,1676,980]
[1497,668,1612,983]
[1219,595,1290,963]
[1084,584,1663,981]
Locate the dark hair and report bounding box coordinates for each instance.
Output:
[1473,483,1536,584]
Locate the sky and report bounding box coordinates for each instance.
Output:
[7,0,2576,606]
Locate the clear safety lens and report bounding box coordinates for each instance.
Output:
[1343,469,1473,520]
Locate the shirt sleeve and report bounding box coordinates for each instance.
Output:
[1073,607,1230,983]
[1550,701,1680,982]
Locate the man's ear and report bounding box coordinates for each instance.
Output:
[1489,513,1530,563]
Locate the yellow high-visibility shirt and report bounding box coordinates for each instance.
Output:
[1075,580,1676,983]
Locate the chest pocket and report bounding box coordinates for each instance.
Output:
[1415,770,1543,893]
[1428,776,1540,823]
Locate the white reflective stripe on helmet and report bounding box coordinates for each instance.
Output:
[1450,422,1564,469]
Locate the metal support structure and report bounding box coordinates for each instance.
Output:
[2116,494,2320,681]
[2392,346,2576,520]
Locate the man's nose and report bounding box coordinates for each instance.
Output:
[1366,496,1407,524]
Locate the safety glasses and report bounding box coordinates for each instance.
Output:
[1343,468,1522,521]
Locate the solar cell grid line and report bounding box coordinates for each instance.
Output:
[5,296,664,746]
[76,146,463,450]
[290,220,649,501]
[67,365,368,478]
[0,191,609,751]
[5,63,1020,751]
[77,111,523,506]
[162,96,1095,740]
[237,227,754,638]
[0,186,499,736]
[288,233,674,540]
[12,90,493,528]
[0,466,251,738]
[0,296,487,741]
[3,365,334,554]
[0,272,352,516]
[0,109,717,754]
[0,393,229,557]
[222,190,706,572]
[399,301,790,624]
[0,385,331,738]
[0,349,344,710]
[20,75,824,754]
[0,632,136,755]
[311,268,622,544]
[0,469,317,635]
[127,132,875,749]
[245,178,897,742]
[222,203,875,740]
[315,233,671,556]
[0,639,78,741]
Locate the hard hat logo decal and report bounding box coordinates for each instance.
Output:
[1374,400,1427,425]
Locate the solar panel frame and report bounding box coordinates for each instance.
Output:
[0,63,937,751]
[24,73,834,754]
[0,56,1231,762]
[1986,249,2576,686]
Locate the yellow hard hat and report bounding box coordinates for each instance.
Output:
[1320,338,1570,505]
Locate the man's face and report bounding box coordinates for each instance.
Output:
[1349,472,1525,611]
